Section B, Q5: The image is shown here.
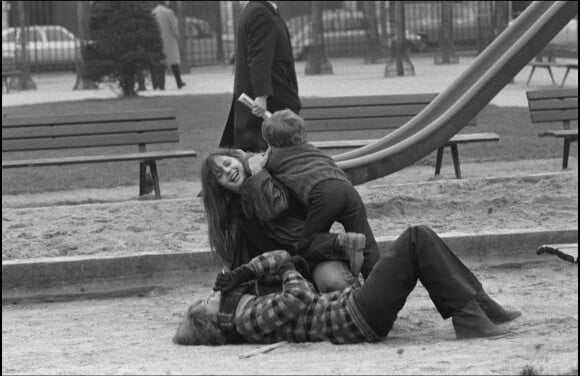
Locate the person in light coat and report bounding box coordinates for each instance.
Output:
[152,1,186,89]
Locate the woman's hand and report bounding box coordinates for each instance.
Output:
[247,147,271,175]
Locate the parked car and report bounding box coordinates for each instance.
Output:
[184,16,235,66]
[2,25,80,70]
[288,10,426,61]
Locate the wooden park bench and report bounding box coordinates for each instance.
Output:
[526,60,578,88]
[2,56,20,93]
[526,88,578,169]
[301,94,500,179]
[2,109,197,199]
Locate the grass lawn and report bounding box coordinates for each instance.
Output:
[2,94,577,195]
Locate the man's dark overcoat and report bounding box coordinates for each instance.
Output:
[219,1,301,152]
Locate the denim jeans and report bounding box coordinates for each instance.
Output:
[352,225,483,338]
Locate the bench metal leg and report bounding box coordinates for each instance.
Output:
[562,139,570,169]
[149,160,161,199]
[546,66,556,86]
[560,67,572,87]
[450,144,462,179]
[526,65,536,85]
[435,147,444,176]
[139,162,147,196]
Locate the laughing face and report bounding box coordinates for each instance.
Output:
[212,155,246,192]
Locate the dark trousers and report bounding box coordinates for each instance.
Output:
[300,179,380,279]
[150,63,166,90]
[353,225,483,338]
[170,64,184,87]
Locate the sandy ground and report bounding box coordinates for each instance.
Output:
[1,158,578,375]
[2,257,578,375]
[2,159,578,261]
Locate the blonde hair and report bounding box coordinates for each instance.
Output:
[262,109,307,147]
[173,301,227,346]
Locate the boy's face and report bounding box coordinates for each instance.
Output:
[190,291,221,317]
[212,155,246,192]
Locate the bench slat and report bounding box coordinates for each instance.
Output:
[526,88,578,100]
[301,104,429,120]
[538,129,578,138]
[2,130,181,152]
[2,150,197,168]
[528,97,578,111]
[307,116,476,132]
[312,133,499,149]
[2,109,177,127]
[302,93,437,108]
[307,116,417,132]
[2,119,178,139]
[530,109,579,123]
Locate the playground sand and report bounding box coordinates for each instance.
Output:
[1,158,578,375]
[2,243,578,375]
[1,158,577,261]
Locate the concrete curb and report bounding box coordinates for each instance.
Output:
[2,228,577,304]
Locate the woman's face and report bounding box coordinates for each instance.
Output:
[212,155,246,192]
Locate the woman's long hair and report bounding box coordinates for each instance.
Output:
[201,149,244,267]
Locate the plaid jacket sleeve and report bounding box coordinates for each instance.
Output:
[237,250,316,339]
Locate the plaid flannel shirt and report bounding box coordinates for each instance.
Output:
[234,250,381,344]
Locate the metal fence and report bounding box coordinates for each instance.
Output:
[2,1,505,73]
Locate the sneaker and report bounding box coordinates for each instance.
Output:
[336,233,366,277]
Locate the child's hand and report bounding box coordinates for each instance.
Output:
[247,148,271,175]
[232,149,247,161]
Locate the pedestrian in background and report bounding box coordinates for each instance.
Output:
[152,1,186,90]
[219,1,300,152]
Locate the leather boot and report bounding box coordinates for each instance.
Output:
[476,290,522,324]
[452,298,510,339]
[336,233,365,277]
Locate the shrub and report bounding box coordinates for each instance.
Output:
[83,1,164,96]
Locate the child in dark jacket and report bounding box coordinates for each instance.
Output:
[257,108,380,280]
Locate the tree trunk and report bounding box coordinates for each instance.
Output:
[74,1,97,90]
[305,1,332,75]
[14,1,36,90]
[434,1,458,64]
[363,1,382,64]
[384,1,414,77]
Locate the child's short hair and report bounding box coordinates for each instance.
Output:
[173,301,227,346]
[262,109,307,147]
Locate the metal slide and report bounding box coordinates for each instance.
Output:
[334,1,578,185]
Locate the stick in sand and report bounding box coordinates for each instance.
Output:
[238,341,288,359]
[238,93,272,119]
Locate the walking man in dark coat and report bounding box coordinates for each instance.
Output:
[219,1,301,152]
